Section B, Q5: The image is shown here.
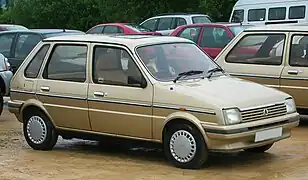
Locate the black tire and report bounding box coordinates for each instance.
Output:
[163,123,208,169]
[23,110,58,150]
[244,143,274,153]
[0,96,3,116]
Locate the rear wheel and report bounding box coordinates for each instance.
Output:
[244,143,274,153]
[163,123,208,169]
[23,110,58,150]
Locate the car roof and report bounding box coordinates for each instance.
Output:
[0,28,84,35]
[30,29,84,34]
[43,34,192,47]
[180,23,253,28]
[244,24,308,32]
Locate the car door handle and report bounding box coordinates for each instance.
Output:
[288,70,299,75]
[94,92,107,97]
[40,86,50,92]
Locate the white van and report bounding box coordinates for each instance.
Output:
[229,0,308,26]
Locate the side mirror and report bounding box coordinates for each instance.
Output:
[128,76,147,88]
[0,53,9,71]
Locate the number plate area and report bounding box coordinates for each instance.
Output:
[255,127,283,142]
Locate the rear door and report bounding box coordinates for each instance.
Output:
[156,17,174,35]
[10,32,43,73]
[280,32,308,109]
[36,42,91,130]
[198,26,233,59]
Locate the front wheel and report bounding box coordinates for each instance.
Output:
[23,110,58,150]
[163,123,208,169]
[244,143,274,153]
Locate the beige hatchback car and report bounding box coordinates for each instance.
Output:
[8,34,299,169]
[215,25,308,115]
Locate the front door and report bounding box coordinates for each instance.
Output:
[36,42,91,130]
[198,26,232,59]
[280,32,308,109]
[88,43,153,139]
[216,32,287,89]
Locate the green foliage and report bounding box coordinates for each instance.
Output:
[0,0,237,31]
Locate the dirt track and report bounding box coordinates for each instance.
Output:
[1,108,308,180]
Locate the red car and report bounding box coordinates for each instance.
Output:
[170,23,253,59]
[86,23,162,35]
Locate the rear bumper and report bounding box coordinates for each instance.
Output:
[203,113,299,151]
[7,100,22,115]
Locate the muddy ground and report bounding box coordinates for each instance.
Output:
[1,108,308,180]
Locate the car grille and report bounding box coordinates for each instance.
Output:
[240,102,287,122]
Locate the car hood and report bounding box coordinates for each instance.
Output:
[153,75,290,110]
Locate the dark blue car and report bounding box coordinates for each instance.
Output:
[0,29,85,73]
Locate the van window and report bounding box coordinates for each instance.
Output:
[231,9,244,23]
[248,9,266,21]
[289,6,306,19]
[269,7,286,20]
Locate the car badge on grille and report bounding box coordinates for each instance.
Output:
[263,109,269,116]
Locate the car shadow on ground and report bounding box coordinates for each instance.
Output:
[51,136,277,169]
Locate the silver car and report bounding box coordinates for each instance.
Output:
[0,53,13,115]
[140,13,212,35]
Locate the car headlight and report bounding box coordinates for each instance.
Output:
[223,108,242,125]
[285,98,296,114]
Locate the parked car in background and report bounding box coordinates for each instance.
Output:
[8,34,299,169]
[0,29,84,73]
[86,23,162,35]
[170,23,253,58]
[215,24,308,115]
[230,0,308,26]
[140,12,213,35]
[0,53,12,115]
[0,24,28,31]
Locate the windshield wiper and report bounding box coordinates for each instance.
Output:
[207,67,224,79]
[173,70,204,83]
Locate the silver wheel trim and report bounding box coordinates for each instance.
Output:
[26,116,47,144]
[169,130,197,163]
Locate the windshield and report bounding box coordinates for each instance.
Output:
[124,24,152,32]
[228,25,253,36]
[192,16,212,24]
[136,43,220,81]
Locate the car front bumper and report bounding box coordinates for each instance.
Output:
[202,113,300,151]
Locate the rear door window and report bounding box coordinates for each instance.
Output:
[192,16,212,23]
[178,27,202,43]
[103,26,121,34]
[200,27,232,48]
[141,18,158,31]
[157,17,173,31]
[87,26,104,34]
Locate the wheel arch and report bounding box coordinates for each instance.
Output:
[20,99,55,126]
[162,112,210,147]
